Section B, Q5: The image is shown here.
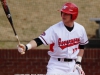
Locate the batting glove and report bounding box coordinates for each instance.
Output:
[17,44,26,54]
[73,62,85,75]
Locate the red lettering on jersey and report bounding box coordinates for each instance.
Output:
[58,38,80,50]
[58,38,68,46]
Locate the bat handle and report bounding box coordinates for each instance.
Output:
[15,35,25,54]
[15,35,21,45]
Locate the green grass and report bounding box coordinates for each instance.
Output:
[0,0,100,49]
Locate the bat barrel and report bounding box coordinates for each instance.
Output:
[1,0,20,44]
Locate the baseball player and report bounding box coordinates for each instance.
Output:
[17,2,88,75]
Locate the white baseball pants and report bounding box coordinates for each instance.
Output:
[46,57,79,75]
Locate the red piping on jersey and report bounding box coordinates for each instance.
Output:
[50,43,54,52]
[40,36,48,45]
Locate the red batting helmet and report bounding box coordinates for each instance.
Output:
[60,2,78,20]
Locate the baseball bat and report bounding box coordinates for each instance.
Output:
[0,0,20,44]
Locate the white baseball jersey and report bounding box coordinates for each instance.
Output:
[39,21,88,59]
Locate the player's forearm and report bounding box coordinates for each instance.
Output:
[26,40,37,50]
[76,49,84,63]
[26,38,43,50]
[78,49,84,57]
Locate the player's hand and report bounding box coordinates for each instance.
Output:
[17,44,26,54]
[73,63,85,75]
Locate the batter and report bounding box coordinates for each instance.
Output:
[17,2,88,75]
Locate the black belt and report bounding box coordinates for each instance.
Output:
[58,58,73,62]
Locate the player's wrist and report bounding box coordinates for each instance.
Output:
[25,45,28,51]
[76,56,82,65]
[25,44,32,51]
[76,56,82,62]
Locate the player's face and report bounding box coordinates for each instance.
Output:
[61,12,72,24]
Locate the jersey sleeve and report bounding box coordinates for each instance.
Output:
[38,26,54,45]
[80,27,89,45]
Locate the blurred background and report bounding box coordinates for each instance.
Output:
[0,0,100,49]
[0,0,100,75]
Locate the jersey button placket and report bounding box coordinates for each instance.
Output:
[67,32,71,58]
